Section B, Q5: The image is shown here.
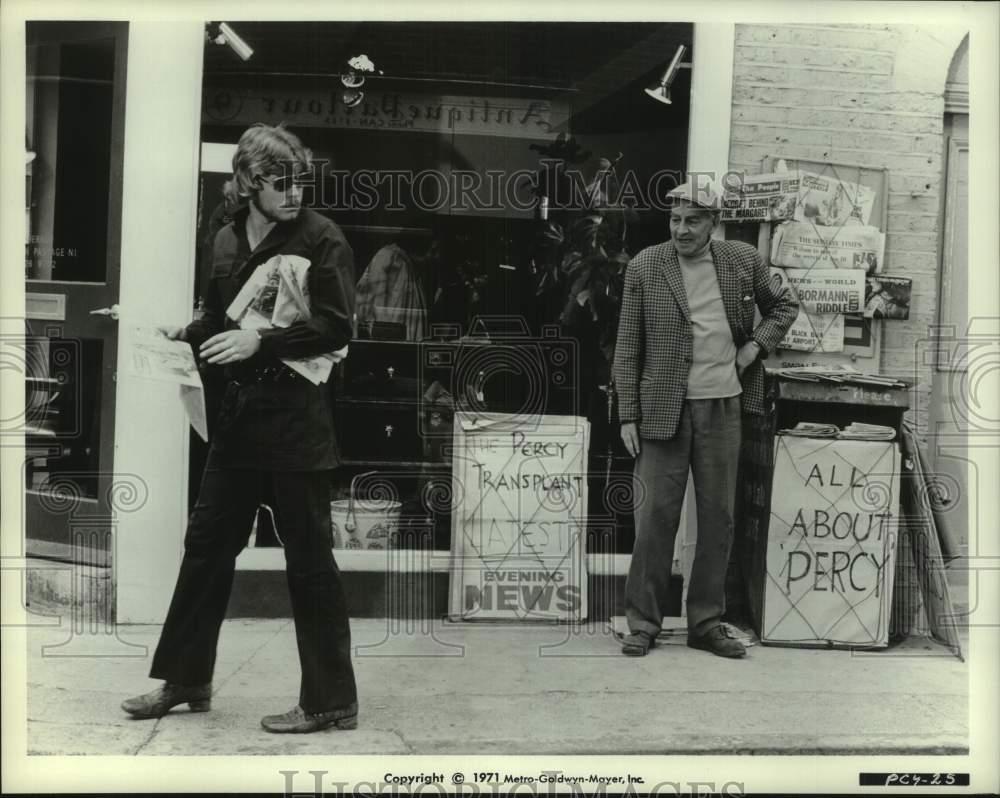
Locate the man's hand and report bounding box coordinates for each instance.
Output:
[620,422,641,458]
[736,340,762,378]
[200,330,261,365]
[158,326,186,341]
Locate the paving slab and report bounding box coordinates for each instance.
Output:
[23,619,969,756]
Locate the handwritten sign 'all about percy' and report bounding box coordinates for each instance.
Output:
[449,412,590,622]
[765,436,900,648]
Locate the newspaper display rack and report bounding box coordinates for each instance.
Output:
[725,157,960,655]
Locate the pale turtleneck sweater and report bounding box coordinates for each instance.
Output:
[676,241,742,399]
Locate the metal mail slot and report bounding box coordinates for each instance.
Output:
[26,292,66,321]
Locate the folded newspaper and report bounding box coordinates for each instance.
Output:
[778,422,839,438]
[771,221,885,273]
[720,171,800,222]
[770,365,906,389]
[838,422,896,441]
[226,254,347,385]
[794,172,876,227]
[124,325,208,442]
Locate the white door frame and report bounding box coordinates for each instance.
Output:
[675,23,736,594]
[114,22,203,623]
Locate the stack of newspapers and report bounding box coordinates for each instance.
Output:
[770,365,907,388]
[778,421,897,441]
[838,422,896,441]
[778,422,839,438]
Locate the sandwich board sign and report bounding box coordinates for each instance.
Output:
[448,412,590,622]
[764,436,900,647]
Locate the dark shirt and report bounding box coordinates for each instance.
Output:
[185,207,356,471]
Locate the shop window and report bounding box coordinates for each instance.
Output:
[195,22,693,554]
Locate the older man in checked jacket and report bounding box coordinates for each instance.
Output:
[612,179,798,658]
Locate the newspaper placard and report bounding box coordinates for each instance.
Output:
[720,170,801,222]
[771,221,885,274]
[864,275,912,319]
[794,171,876,227]
[770,267,865,314]
[226,253,343,384]
[449,412,590,622]
[778,308,845,353]
[124,326,207,441]
[764,436,899,647]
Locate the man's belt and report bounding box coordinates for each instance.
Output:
[229,363,300,384]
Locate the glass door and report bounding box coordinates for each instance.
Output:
[24,21,128,566]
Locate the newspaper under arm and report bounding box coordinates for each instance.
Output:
[226,253,346,384]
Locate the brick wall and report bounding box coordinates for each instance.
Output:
[729,24,967,432]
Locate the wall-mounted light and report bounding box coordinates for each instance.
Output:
[207,22,254,62]
[644,44,687,106]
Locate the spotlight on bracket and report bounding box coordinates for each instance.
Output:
[207,22,254,62]
[644,44,687,106]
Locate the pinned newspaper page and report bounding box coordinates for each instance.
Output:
[794,172,876,227]
[864,275,912,319]
[226,253,344,385]
[769,266,865,314]
[124,325,207,441]
[771,221,885,273]
[720,170,800,222]
[778,308,845,353]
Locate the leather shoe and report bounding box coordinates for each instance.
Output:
[260,702,359,733]
[121,682,212,718]
[687,625,746,658]
[621,630,657,657]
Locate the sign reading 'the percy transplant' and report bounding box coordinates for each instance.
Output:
[764,436,900,648]
[448,412,589,622]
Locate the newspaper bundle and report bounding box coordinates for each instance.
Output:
[771,221,885,273]
[778,421,839,438]
[839,422,896,441]
[226,253,346,385]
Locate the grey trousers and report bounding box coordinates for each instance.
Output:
[626,396,742,637]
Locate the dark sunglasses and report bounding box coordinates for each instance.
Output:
[258,171,312,192]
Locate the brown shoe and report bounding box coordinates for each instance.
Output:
[121,682,212,718]
[687,625,746,659]
[621,630,657,657]
[260,702,359,733]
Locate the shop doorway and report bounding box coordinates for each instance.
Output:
[24,21,129,566]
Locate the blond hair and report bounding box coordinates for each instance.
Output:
[224,123,312,206]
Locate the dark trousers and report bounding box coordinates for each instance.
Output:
[626,396,742,637]
[150,462,357,714]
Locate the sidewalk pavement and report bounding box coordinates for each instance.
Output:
[24,619,967,756]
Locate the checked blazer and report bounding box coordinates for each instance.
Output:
[612,238,798,440]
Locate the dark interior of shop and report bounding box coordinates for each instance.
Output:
[193,22,695,553]
[199,21,693,285]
